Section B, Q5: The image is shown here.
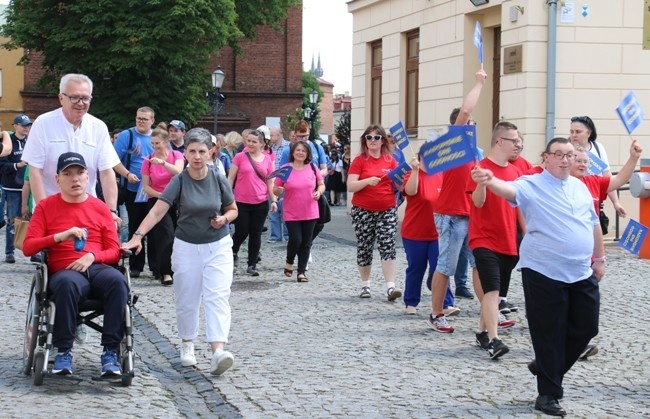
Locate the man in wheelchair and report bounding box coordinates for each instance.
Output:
[23,152,127,377]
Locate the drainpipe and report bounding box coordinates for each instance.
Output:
[546,0,558,143]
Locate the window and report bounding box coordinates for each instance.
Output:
[405,30,419,133]
[370,40,382,125]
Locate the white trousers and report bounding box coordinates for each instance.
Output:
[171,235,234,343]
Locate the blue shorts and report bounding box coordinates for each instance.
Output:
[434,213,475,277]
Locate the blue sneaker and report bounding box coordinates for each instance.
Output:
[53,349,73,375]
[101,347,121,377]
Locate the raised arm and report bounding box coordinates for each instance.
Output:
[453,69,488,125]
[607,139,642,192]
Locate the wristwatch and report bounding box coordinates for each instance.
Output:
[134,230,144,237]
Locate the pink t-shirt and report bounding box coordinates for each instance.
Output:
[275,164,322,221]
[232,151,274,204]
[141,150,184,193]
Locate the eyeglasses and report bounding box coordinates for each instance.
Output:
[500,137,522,145]
[62,93,92,105]
[136,117,151,122]
[296,134,309,140]
[364,135,382,141]
[546,151,576,160]
[467,120,477,126]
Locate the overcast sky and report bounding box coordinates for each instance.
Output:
[302,0,353,95]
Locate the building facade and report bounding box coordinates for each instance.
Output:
[348,0,650,227]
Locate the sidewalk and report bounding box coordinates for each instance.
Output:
[1,207,650,417]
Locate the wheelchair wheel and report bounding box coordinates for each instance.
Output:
[23,279,39,376]
[121,356,133,387]
[33,351,45,386]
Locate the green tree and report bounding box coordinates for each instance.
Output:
[334,109,351,146]
[1,0,299,128]
[286,71,323,134]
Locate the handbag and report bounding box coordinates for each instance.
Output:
[599,208,609,236]
[13,216,30,250]
[310,163,331,224]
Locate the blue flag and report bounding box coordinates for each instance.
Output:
[473,21,483,64]
[386,161,412,188]
[267,165,293,182]
[134,182,149,203]
[616,91,645,134]
[420,125,477,176]
[619,219,648,255]
[586,151,606,175]
[389,121,410,150]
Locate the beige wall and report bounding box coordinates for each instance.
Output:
[348,0,650,230]
[0,38,25,130]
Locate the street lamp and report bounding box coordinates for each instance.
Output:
[307,90,319,141]
[207,66,226,135]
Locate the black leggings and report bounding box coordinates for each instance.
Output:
[232,201,269,267]
[146,198,175,277]
[285,220,317,275]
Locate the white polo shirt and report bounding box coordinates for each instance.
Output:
[22,108,120,197]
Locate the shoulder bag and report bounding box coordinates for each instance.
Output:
[310,163,331,225]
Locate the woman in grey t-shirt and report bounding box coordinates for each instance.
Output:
[123,128,239,376]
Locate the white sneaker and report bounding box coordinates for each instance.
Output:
[443,306,461,316]
[74,324,87,345]
[180,341,197,366]
[210,350,234,376]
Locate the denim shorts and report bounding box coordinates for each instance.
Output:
[434,213,475,276]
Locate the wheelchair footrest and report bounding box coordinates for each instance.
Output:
[91,371,134,382]
[46,373,83,383]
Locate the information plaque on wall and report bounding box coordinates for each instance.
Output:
[503,45,523,74]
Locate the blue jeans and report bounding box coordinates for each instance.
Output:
[268,197,288,242]
[434,213,475,276]
[454,252,469,290]
[4,190,22,255]
[0,186,6,222]
[403,238,454,308]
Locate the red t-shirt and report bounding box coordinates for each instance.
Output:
[509,156,534,173]
[467,158,521,255]
[435,162,473,216]
[23,194,121,274]
[401,170,443,241]
[349,153,398,212]
[581,175,609,215]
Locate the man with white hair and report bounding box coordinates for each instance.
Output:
[22,74,120,216]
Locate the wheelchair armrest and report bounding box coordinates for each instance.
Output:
[120,249,133,257]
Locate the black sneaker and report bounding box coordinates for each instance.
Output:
[5,254,15,264]
[130,270,141,278]
[359,287,371,298]
[475,331,489,350]
[455,287,474,299]
[246,265,259,276]
[498,300,510,314]
[487,337,509,360]
[506,301,519,312]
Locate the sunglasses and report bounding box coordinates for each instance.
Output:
[571,116,591,123]
[364,135,383,141]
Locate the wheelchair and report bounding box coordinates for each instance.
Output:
[22,250,138,386]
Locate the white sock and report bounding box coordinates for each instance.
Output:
[361,280,370,288]
[386,281,396,290]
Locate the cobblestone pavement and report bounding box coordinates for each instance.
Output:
[1,206,649,418]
